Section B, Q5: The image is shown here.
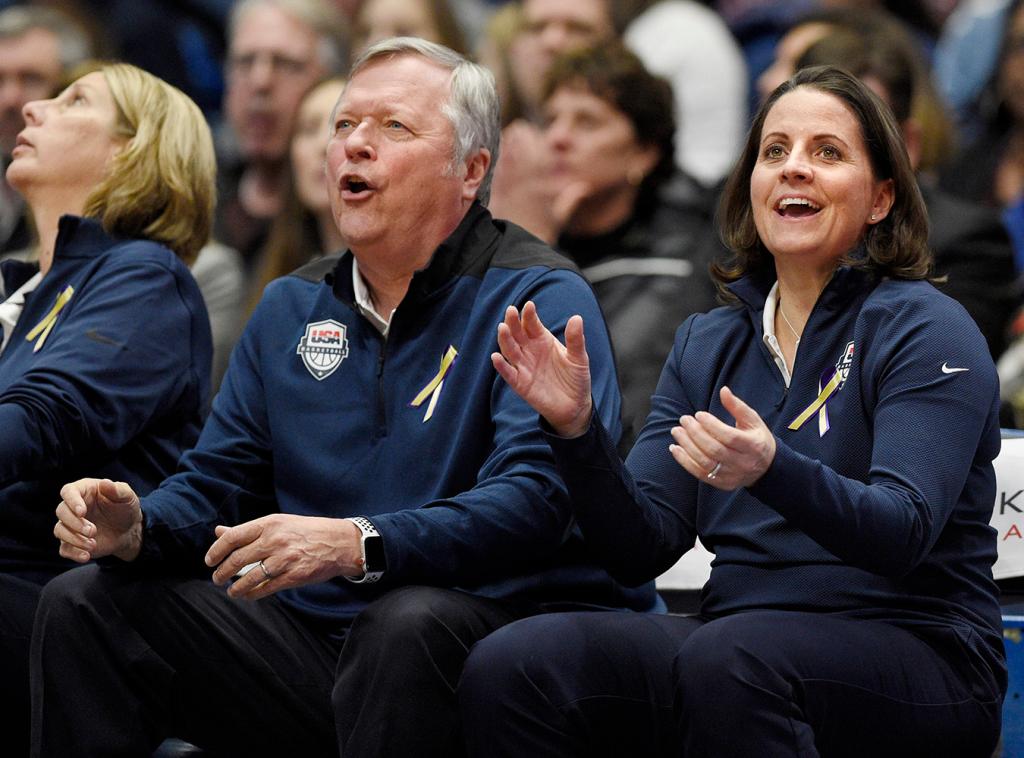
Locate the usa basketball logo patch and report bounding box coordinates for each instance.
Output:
[296,319,349,380]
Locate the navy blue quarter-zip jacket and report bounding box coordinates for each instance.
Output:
[0,216,211,577]
[549,264,1005,688]
[139,203,658,622]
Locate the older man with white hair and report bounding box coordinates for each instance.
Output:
[35,38,656,758]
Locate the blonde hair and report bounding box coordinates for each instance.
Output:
[81,63,216,264]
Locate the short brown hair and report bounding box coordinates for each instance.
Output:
[82,63,216,264]
[543,43,675,199]
[714,65,930,293]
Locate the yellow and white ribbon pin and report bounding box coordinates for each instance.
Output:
[25,285,74,353]
[410,344,458,422]
[787,369,841,434]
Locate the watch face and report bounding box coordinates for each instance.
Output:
[363,534,386,573]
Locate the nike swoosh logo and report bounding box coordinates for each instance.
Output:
[941,362,969,374]
[85,329,122,347]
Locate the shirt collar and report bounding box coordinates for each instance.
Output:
[762,281,792,387]
[332,202,498,327]
[352,258,392,337]
[52,215,123,262]
[0,269,43,354]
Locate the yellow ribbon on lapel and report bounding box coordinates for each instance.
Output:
[410,344,458,422]
[25,285,74,353]
[787,369,842,432]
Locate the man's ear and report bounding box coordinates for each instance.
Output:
[462,148,491,202]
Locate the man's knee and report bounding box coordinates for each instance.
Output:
[346,586,479,646]
[336,586,522,714]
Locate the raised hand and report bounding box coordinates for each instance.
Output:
[54,478,143,562]
[492,301,593,437]
[669,386,777,489]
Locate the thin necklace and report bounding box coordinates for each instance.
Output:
[778,301,802,345]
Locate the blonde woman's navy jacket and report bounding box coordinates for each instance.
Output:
[0,216,212,577]
[549,264,1006,689]
[138,203,658,622]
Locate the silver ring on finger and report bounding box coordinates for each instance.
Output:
[706,461,722,480]
[258,559,274,581]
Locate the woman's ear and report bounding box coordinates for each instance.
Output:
[868,178,895,224]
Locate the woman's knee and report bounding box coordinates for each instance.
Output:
[674,613,796,699]
[460,614,580,722]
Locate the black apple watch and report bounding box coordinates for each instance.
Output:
[347,516,385,584]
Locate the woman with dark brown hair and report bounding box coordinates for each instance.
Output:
[490,43,720,443]
[460,66,1005,757]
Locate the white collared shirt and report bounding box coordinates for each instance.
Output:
[0,270,43,355]
[762,281,792,388]
[352,260,394,337]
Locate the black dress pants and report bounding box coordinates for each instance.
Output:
[31,565,533,757]
[0,572,48,757]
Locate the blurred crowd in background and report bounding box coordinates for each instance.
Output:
[4,0,1024,434]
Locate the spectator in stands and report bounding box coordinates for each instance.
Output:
[940,1,1024,232]
[617,0,747,186]
[352,0,467,55]
[36,38,655,758]
[795,28,1020,359]
[511,0,746,186]
[463,65,1005,757]
[0,6,91,259]
[489,43,720,444]
[476,2,535,125]
[757,7,953,175]
[0,62,214,756]
[215,0,348,268]
[933,0,1014,142]
[248,75,347,308]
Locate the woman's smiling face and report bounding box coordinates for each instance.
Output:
[750,86,893,266]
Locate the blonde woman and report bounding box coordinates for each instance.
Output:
[0,63,214,752]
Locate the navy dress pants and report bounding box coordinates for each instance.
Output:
[459,610,1004,757]
[31,565,532,757]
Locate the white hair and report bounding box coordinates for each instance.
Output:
[0,6,92,70]
[229,0,349,75]
[348,37,500,204]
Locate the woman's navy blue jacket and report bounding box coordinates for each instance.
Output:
[0,216,212,578]
[550,265,1006,691]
